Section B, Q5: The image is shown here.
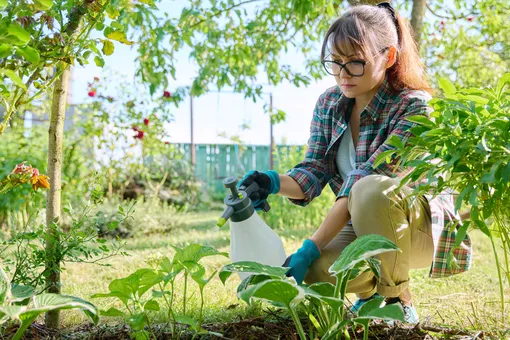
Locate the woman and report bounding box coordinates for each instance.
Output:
[238,2,472,324]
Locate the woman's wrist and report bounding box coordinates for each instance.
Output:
[311,196,350,250]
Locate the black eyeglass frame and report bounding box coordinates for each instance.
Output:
[321,47,389,77]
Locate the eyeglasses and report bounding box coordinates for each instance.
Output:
[321,48,389,77]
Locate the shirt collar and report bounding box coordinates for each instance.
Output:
[335,77,393,122]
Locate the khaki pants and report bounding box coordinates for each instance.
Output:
[304,175,434,298]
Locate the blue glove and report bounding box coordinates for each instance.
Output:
[238,170,280,211]
[285,239,321,285]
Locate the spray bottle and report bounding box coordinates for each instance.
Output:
[217,176,287,279]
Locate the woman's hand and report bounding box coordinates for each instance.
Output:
[285,239,321,284]
[238,170,280,210]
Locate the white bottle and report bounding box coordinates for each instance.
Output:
[230,212,287,280]
[217,176,287,280]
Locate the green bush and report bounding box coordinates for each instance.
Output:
[261,145,336,231]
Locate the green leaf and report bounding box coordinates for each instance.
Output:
[94,56,105,67]
[386,135,404,149]
[0,44,12,58]
[16,46,40,64]
[373,149,397,168]
[329,235,400,275]
[0,0,7,9]
[438,78,457,95]
[251,279,304,307]
[106,31,134,45]
[7,23,31,45]
[357,296,385,316]
[10,284,35,302]
[34,0,53,10]
[143,300,160,311]
[26,294,99,324]
[128,313,147,331]
[367,257,381,281]
[172,244,228,267]
[219,261,288,284]
[0,267,9,305]
[0,69,26,89]
[102,40,114,56]
[100,307,125,317]
[174,314,199,329]
[355,303,404,321]
[405,115,435,128]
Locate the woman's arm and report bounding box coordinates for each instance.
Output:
[278,174,306,200]
[310,196,351,249]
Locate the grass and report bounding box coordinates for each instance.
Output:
[59,209,510,335]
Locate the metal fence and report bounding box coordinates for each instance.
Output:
[172,143,305,194]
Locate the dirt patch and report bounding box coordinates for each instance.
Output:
[1,318,489,339]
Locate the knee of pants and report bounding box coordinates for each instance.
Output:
[348,175,399,218]
[304,255,336,285]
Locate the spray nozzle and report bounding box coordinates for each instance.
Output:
[217,206,234,228]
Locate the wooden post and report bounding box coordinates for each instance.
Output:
[269,93,274,170]
[190,94,195,167]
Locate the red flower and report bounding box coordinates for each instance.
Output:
[144,118,150,126]
[88,90,96,97]
[135,130,144,139]
[165,141,169,145]
[132,126,139,132]
[467,16,474,22]
[163,91,171,98]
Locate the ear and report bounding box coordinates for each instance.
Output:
[385,45,398,69]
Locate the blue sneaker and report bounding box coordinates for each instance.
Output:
[349,292,382,315]
[385,298,420,324]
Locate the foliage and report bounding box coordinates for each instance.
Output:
[375,73,510,319]
[93,244,227,339]
[0,192,133,290]
[0,266,99,340]
[422,0,509,89]
[0,0,160,134]
[261,145,337,230]
[221,234,404,340]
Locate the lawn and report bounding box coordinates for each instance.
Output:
[57,209,509,337]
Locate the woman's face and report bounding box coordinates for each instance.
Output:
[329,46,392,98]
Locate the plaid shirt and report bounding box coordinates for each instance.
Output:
[285,78,472,278]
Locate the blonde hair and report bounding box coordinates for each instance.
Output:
[321,4,432,93]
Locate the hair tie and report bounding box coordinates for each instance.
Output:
[376,2,400,42]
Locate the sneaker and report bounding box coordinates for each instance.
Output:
[385,297,420,324]
[349,292,382,315]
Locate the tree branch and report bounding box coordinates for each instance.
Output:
[189,0,264,29]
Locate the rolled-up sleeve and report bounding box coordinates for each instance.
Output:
[336,93,433,198]
[285,94,332,206]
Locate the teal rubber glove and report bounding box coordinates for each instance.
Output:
[285,239,321,285]
[237,170,280,211]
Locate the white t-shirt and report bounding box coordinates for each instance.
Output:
[335,124,356,181]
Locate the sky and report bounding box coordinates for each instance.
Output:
[70,1,336,147]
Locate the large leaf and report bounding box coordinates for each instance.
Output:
[0,267,9,305]
[219,261,288,284]
[0,0,7,9]
[100,307,125,317]
[329,235,400,275]
[7,23,31,45]
[250,279,304,307]
[438,78,457,95]
[355,303,404,321]
[10,284,35,302]
[16,46,40,64]
[32,294,99,324]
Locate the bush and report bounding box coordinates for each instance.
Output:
[261,145,336,231]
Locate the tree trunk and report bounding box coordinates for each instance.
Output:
[44,64,70,329]
[44,0,92,328]
[410,0,427,49]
